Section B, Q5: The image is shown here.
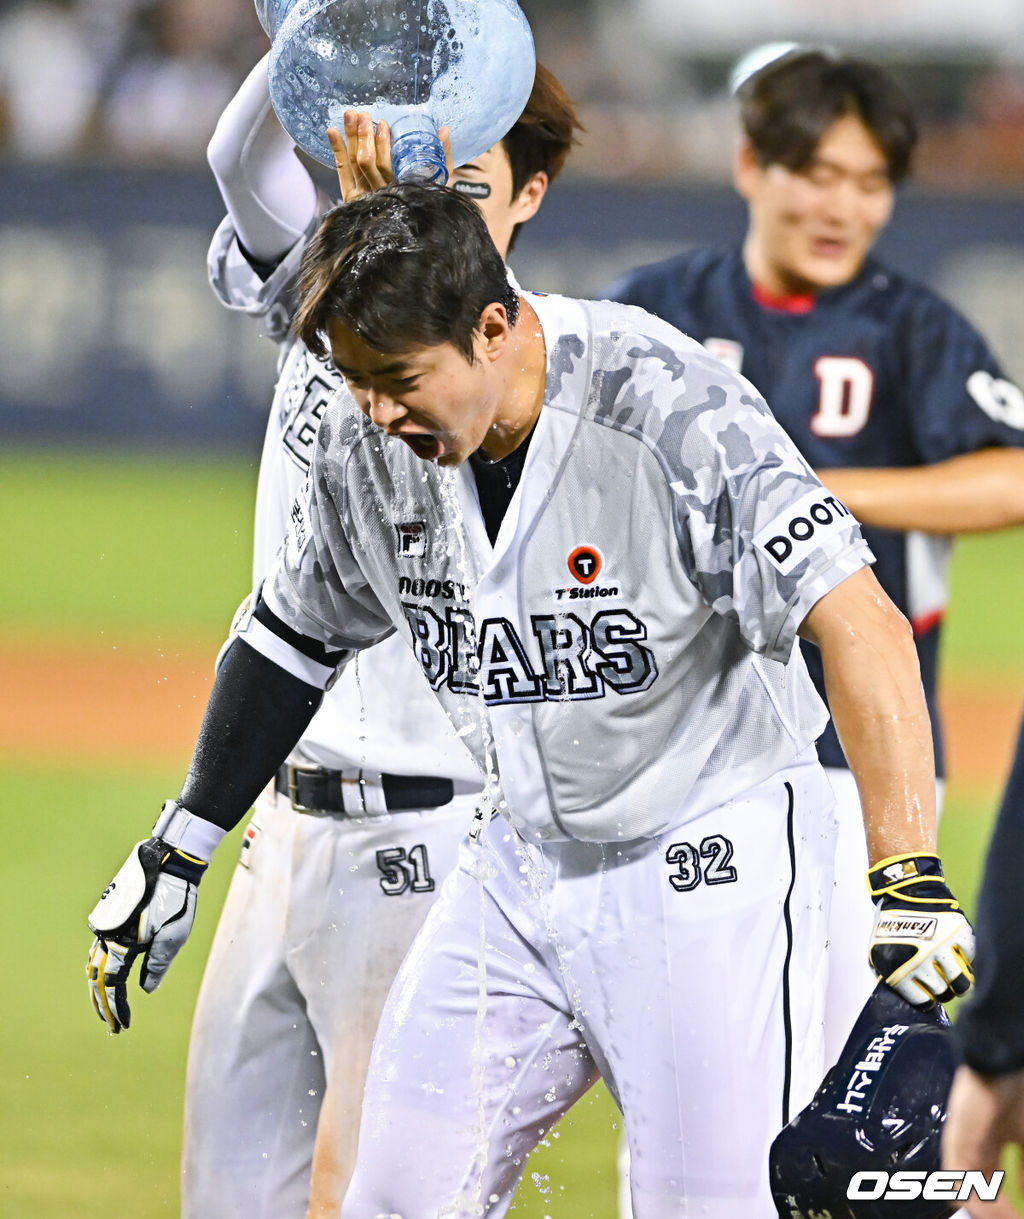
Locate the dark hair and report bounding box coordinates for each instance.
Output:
[500,62,582,250]
[738,50,918,183]
[502,63,582,194]
[295,182,520,362]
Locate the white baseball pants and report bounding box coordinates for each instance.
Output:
[181,785,475,1219]
[343,751,837,1218]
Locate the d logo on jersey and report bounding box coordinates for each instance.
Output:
[568,546,602,585]
[811,356,874,437]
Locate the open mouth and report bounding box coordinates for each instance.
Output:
[811,237,849,259]
[399,433,444,461]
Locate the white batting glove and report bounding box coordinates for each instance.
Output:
[867,852,976,1008]
[86,802,221,1033]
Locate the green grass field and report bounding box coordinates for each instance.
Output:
[0,447,1021,1216]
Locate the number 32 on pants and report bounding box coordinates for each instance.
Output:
[665,835,737,891]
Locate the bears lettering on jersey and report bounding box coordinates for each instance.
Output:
[401,604,659,705]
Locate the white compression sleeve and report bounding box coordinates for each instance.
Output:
[152,800,228,861]
[207,53,320,263]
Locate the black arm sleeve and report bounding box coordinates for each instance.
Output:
[954,707,1024,1075]
[237,237,283,283]
[177,636,323,830]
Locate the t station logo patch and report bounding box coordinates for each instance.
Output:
[568,546,603,585]
[555,546,618,601]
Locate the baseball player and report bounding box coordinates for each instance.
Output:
[943,709,1024,1200]
[181,57,578,1219]
[88,182,975,1217]
[606,48,1024,1067]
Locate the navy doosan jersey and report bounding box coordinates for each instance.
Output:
[607,247,1024,773]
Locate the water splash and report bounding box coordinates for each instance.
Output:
[353,651,368,763]
[435,464,508,1214]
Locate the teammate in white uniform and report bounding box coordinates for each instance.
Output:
[186,58,579,1219]
[88,184,975,1217]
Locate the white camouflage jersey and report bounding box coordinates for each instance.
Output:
[260,292,873,843]
[209,212,481,782]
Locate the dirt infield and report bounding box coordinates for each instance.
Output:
[0,636,217,768]
[1,636,1020,791]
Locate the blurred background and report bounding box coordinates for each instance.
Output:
[1,2,1022,1215]
[2,0,1024,446]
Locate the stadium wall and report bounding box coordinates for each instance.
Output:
[1,167,1021,451]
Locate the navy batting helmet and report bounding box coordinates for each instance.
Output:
[769,982,960,1219]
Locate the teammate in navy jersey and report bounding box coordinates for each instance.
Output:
[607,48,1024,1067]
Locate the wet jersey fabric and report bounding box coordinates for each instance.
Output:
[208,211,481,783]
[608,247,1024,772]
[261,293,873,843]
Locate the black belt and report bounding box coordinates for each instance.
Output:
[275,763,455,815]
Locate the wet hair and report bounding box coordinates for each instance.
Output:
[738,49,918,183]
[500,62,582,250]
[295,182,519,362]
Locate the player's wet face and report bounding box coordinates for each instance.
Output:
[449,143,544,260]
[737,114,895,296]
[328,318,498,467]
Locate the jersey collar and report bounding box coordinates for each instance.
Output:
[750,281,816,315]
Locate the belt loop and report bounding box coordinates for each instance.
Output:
[355,769,389,816]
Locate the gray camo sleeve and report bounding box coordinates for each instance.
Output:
[206,187,332,342]
[265,435,397,655]
[615,329,874,659]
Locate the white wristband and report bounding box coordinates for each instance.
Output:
[152,800,227,862]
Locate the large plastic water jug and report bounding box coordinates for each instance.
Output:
[265,0,536,182]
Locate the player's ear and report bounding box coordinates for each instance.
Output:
[477,301,512,362]
[733,139,761,201]
[510,171,548,226]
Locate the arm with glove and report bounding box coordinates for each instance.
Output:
[87,625,334,1033]
[799,565,975,1008]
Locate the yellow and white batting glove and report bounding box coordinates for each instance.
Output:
[86,801,223,1033]
[867,852,976,1008]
